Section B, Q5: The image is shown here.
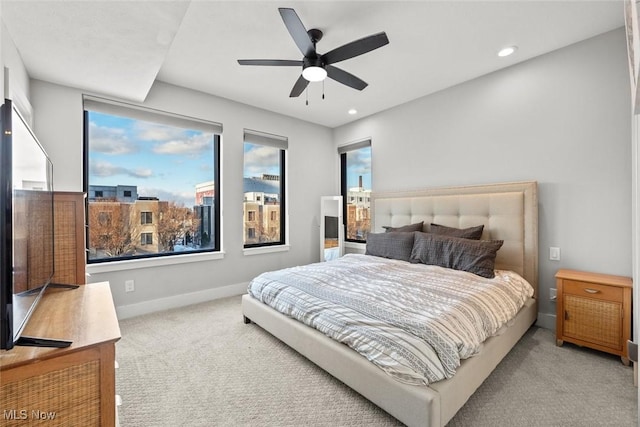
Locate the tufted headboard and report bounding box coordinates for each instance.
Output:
[371,181,538,296]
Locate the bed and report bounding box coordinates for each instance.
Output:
[242,181,538,426]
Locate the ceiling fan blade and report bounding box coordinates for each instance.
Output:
[326,66,368,91]
[279,8,315,57]
[322,32,389,65]
[238,59,303,66]
[289,75,309,97]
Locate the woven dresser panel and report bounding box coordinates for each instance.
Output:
[53,200,78,284]
[1,360,101,426]
[564,295,622,350]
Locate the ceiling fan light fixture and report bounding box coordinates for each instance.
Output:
[302,66,327,82]
[238,8,389,97]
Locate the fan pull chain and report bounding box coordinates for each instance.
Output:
[322,80,325,100]
[306,87,308,106]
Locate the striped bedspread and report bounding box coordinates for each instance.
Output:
[248,254,534,385]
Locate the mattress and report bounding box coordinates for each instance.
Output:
[248,253,534,386]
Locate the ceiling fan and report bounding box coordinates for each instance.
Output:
[238,8,389,98]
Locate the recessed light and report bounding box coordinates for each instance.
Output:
[348,109,357,115]
[497,46,517,57]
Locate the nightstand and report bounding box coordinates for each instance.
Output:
[555,269,632,365]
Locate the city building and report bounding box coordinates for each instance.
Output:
[88,185,137,203]
[345,175,371,240]
[243,175,281,244]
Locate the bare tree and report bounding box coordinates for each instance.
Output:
[255,205,280,243]
[88,203,136,258]
[345,204,370,240]
[157,202,197,252]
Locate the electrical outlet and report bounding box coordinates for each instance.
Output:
[550,288,557,301]
[549,247,561,261]
[125,280,135,293]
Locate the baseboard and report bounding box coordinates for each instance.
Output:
[115,282,249,320]
[535,312,556,332]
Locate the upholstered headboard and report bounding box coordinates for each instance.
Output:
[371,181,538,295]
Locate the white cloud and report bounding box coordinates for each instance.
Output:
[89,121,136,155]
[153,133,213,156]
[244,145,280,176]
[90,160,152,179]
[135,121,186,142]
[347,149,371,175]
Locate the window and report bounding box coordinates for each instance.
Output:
[339,140,372,242]
[98,212,111,226]
[141,211,153,225]
[84,96,222,263]
[243,130,287,248]
[141,233,153,245]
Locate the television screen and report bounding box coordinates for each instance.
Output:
[0,100,55,350]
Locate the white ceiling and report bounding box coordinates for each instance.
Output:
[1,1,625,128]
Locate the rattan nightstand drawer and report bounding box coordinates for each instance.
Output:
[563,280,623,302]
[555,269,632,365]
[563,294,622,350]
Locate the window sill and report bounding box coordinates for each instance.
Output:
[243,245,290,256]
[344,241,366,250]
[86,251,225,274]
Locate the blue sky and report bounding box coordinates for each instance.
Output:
[346,146,372,190]
[88,111,215,207]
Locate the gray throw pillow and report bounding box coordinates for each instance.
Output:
[430,223,484,240]
[410,232,503,278]
[365,232,415,262]
[382,221,424,233]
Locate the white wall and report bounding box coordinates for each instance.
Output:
[30,79,334,316]
[1,20,30,120]
[333,29,632,329]
[18,27,634,328]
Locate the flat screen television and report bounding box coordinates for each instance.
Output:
[0,99,56,350]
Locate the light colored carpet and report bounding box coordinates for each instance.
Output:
[116,296,637,426]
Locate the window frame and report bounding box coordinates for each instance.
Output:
[339,140,372,244]
[140,232,153,246]
[140,211,153,225]
[242,129,287,250]
[82,96,222,264]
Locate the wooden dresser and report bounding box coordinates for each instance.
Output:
[0,282,120,426]
[555,269,632,364]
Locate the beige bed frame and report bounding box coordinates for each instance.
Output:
[242,181,538,426]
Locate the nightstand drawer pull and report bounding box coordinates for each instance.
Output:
[584,288,600,294]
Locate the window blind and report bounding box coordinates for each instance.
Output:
[83,95,222,134]
[337,139,371,154]
[243,129,288,150]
